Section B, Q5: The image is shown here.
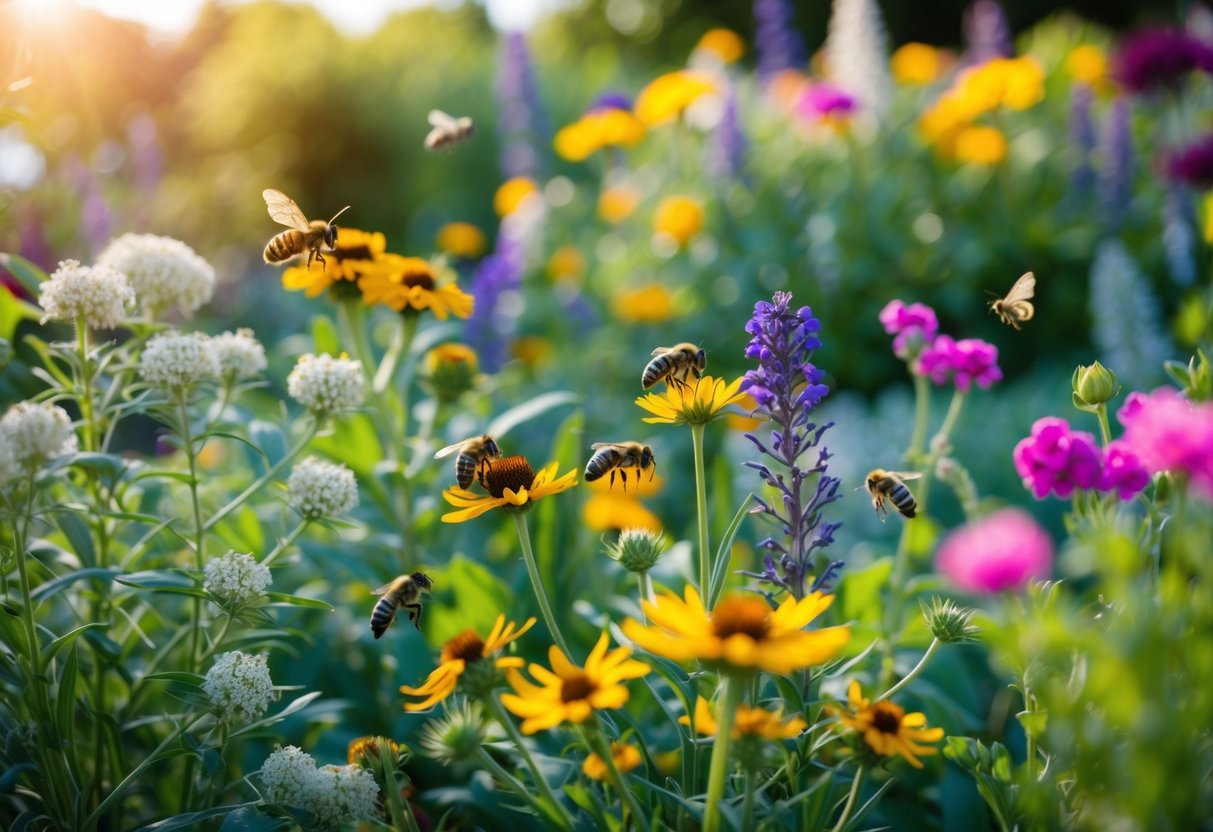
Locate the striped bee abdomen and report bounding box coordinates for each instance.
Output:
[264,230,305,264]
[370,596,399,639]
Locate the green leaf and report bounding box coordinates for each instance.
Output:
[838,557,892,625]
[486,391,579,439]
[0,763,36,793]
[247,420,286,468]
[708,491,753,608]
[310,314,340,357]
[54,510,97,568]
[43,622,107,663]
[229,690,325,738]
[262,592,334,611]
[142,671,206,685]
[56,646,79,748]
[68,452,128,479]
[131,468,197,485]
[0,291,41,342]
[0,252,50,293]
[134,805,258,832]
[32,567,118,600]
[422,556,513,648]
[201,430,268,459]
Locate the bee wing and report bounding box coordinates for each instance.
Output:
[590,442,624,450]
[433,439,469,459]
[456,116,473,131]
[1002,272,1036,304]
[262,189,310,231]
[888,471,924,481]
[650,346,671,356]
[428,109,458,129]
[372,576,407,595]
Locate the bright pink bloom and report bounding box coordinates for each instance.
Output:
[936,508,1054,594]
[878,299,938,358]
[1118,387,1213,497]
[918,335,1002,391]
[1013,417,1102,499]
[1099,440,1151,500]
[798,83,857,120]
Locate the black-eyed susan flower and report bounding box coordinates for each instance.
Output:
[582,741,643,781]
[612,284,676,324]
[680,695,806,740]
[830,681,945,769]
[494,177,540,217]
[400,614,537,710]
[441,455,578,523]
[652,195,704,246]
[357,255,474,319]
[435,222,487,259]
[634,70,717,126]
[598,185,640,225]
[621,586,850,676]
[282,228,386,299]
[635,375,747,427]
[500,632,650,734]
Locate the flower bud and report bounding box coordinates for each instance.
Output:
[1072,361,1120,410]
[422,343,479,403]
[605,528,667,573]
[418,701,489,766]
[921,597,979,643]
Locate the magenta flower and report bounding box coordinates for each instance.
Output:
[1099,440,1151,500]
[1111,28,1213,94]
[879,299,939,358]
[1165,133,1213,189]
[918,335,1003,391]
[936,508,1054,594]
[798,83,857,120]
[1118,388,1213,497]
[1013,417,1102,499]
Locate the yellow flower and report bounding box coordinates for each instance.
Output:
[347,735,402,766]
[680,696,807,740]
[635,70,717,126]
[509,335,553,367]
[891,42,943,85]
[494,177,540,217]
[282,227,386,298]
[436,222,487,259]
[599,186,641,225]
[584,493,662,533]
[695,28,745,64]
[357,255,474,319]
[1203,193,1213,244]
[998,56,1045,110]
[554,109,646,162]
[582,741,643,781]
[441,455,578,523]
[546,246,586,282]
[830,681,945,769]
[612,284,675,324]
[621,585,850,676]
[726,392,764,432]
[500,632,650,734]
[635,375,747,426]
[653,196,704,245]
[425,342,478,375]
[1065,45,1107,87]
[400,614,536,710]
[954,125,1007,165]
[423,343,479,401]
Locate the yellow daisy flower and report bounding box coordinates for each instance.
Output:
[954,125,1007,165]
[347,735,403,766]
[357,254,474,319]
[680,696,807,740]
[621,585,850,676]
[546,246,586,282]
[441,455,578,523]
[436,222,487,259]
[554,109,646,162]
[282,227,386,298]
[400,614,536,711]
[500,632,650,734]
[635,70,717,126]
[582,741,643,781]
[635,375,747,426]
[830,681,945,769]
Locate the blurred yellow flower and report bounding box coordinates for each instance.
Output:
[891,42,943,85]
[546,246,586,282]
[509,335,553,367]
[584,492,662,533]
[554,108,646,162]
[582,742,643,781]
[636,375,746,426]
[435,222,487,259]
[726,392,764,432]
[586,470,664,500]
[400,614,536,711]
[696,28,745,64]
[830,681,945,769]
[1203,193,1213,244]
[1065,45,1107,87]
[441,456,578,523]
[599,186,641,225]
[612,284,675,325]
[347,736,402,766]
[653,195,704,245]
[425,342,478,375]
[954,125,1007,165]
[680,695,807,740]
[282,227,386,298]
[423,343,479,401]
[997,56,1046,110]
[494,177,540,217]
[635,70,717,126]
[357,255,474,319]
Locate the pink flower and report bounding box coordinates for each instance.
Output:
[918,335,1003,392]
[1118,387,1213,497]
[878,299,938,358]
[936,508,1054,594]
[1098,440,1151,500]
[798,83,857,120]
[1013,417,1102,499]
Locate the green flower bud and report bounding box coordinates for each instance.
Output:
[921,597,979,644]
[605,528,667,574]
[422,343,480,404]
[1072,361,1120,410]
[418,701,489,766]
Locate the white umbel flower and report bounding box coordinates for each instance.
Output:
[202,651,274,724]
[824,0,894,124]
[211,328,268,381]
[287,456,359,520]
[307,765,380,830]
[97,233,215,319]
[38,259,135,329]
[287,353,365,415]
[140,331,220,390]
[260,746,317,807]
[203,551,271,607]
[0,401,78,476]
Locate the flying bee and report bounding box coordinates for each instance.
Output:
[433,434,501,490]
[424,109,474,151]
[862,469,924,522]
[262,188,351,271]
[989,271,1036,330]
[370,572,434,638]
[585,441,656,491]
[642,343,706,392]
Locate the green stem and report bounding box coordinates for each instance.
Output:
[373,313,418,396]
[586,725,650,830]
[261,521,308,567]
[476,746,571,831]
[829,764,866,832]
[879,520,915,692]
[1022,671,1038,781]
[637,572,653,622]
[933,389,967,450]
[1094,403,1112,446]
[513,512,571,658]
[197,615,235,666]
[488,694,576,831]
[75,317,98,452]
[703,675,743,832]
[690,422,711,598]
[179,391,207,673]
[379,741,421,832]
[877,638,941,702]
[906,372,931,462]
[204,421,319,531]
[742,769,757,832]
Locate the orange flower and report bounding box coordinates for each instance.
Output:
[695,28,745,64]
[680,696,806,740]
[954,125,1007,165]
[653,196,704,246]
[546,246,586,282]
[582,742,643,781]
[436,222,487,259]
[891,43,943,85]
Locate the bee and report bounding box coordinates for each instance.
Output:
[424,109,474,151]
[989,271,1036,330]
[863,469,923,521]
[585,441,656,491]
[642,343,706,392]
[262,188,351,271]
[370,572,434,638]
[433,434,501,490]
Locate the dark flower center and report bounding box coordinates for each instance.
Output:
[335,244,373,261]
[400,271,436,290]
[480,455,536,497]
[871,703,903,734]
[443,629,486,664]
[711,597,772,641]
[561,671,596,702]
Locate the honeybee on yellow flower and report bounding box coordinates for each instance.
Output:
[642,343,706,392]
[434,434,502,489]
[261,188,350,270]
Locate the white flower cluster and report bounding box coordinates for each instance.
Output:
[287,353,365,415]
[202,651,274,724]
[203,551,271,607]
[211,328,268,381]
[38,259,135,329]
[139,331,219,390]
[0,402,78,482]
[260,746,380,830]
[287,456,359,520]
[97,233,215,319]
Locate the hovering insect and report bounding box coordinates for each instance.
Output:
[989,271,1036,330]
[424,110,474,151]
[863,469,923,522]
[433,434,502,490]
[370,572,434,638]
[642,343,706,392]
[261,188,350,270]
[585,441,656,491]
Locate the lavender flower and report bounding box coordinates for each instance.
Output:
[710,86,746,179]
[497,32,550,179]
[963,0,1012,64]
[1163,189,1197,287]
[1098,98,1133,230]
[739,292,842,599]
[1067,83,1096,199]
[754,0,807,84]
[1165,133,1213,189]
[466,234,523,372]
[1111,28,1213,94]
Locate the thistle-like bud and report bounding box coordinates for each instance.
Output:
[423,343,480,404]
[1072,360,1120,411]
[418,701,489,766]
[921,597,979,644]
[605,528,667,574]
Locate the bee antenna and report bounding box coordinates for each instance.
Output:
[329,205,352,224]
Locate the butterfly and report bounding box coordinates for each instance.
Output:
[989,272,1036,330]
